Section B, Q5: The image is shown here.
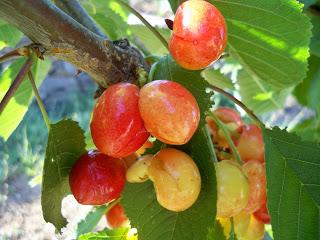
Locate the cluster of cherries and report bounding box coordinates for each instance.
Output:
[68,0,241,234]
[206,107,269,239]
[69,79,201,228]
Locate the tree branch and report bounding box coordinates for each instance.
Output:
[0,0,149,88]
[54,0,106,38]
[0,58,33,114]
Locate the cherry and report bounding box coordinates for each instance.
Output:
[139,80,200,145]
[242,161,267,213]
[106,203,129,229]
[169,0,227,70]
[148,148,201,212]
[126,154,153,183]
[90,83,149,158]
[236,124,265,163]
[218,212,265,240]
[253,202,270,224]
[206,107,243,148]
[216,160,249,218]
[69,150,126,205]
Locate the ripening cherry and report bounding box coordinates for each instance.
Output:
[90,83,149,158]
[216,160,249,218]
[242,161,267,213]
[148,148,201,212]
[139,80,200,145]
[69,150,126,205]
[254,202,270,224]
[206,107,243,148]
[169,0,227,70]
[236,124,265,163]
[126,154,153,183]
[106,203,129,229]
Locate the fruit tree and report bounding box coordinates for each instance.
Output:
[0,0,319,239]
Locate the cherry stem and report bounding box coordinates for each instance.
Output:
[116,0,169,50]
[104,198,121,214]
[204,125,218,163]
[206,111,243,165]
[0,58,33,114]
[209,85,264,126]
[28,71,51,130]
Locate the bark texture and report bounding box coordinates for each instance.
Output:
[0,0,149,87]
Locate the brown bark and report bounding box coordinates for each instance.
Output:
[0,0,149,87]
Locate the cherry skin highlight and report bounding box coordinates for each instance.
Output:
[69,150,126,205]
[169,0,227,70]
[106,203,129,229]
[139,80,200,145]
[90,83,149,158]
[236,124,265,163]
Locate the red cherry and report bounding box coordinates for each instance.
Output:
[69,150,126,205]
[253,202,271,224]
[106,203,129,229]
[169,0,227,70]
[236,124,265,163]
[90,83,149,158]
[139,80,200,145]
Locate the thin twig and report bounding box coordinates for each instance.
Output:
[54,0,106,37]
[0,47,30,64]
[28,71,51,130]
[204,125,218,163]
[116,0,169,50]
[0,58,33,114]
[209,85,263,126]
[206,111,242,165]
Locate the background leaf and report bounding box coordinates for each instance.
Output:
[41,119,86,231]
[76,205,108,237]
[309,13,320,57]
[237,70,292,114]
[294,55,320,109]
[0,21,22,49]
[121,55,221,240]
[209,0,311,89]
[207,221,226,240]
[263,127,320,240]
[0,58,51,140]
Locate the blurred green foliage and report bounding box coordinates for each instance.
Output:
[0,76,96,184]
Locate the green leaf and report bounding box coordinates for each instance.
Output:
[122,55,218,240]
[290,118,320,143]
[129,25,170,55]
[78,227,130,240]
[207,221,226,240]
[237,70,292,114]
[309,13,320,57]
[41,120,86,231]
[210,0,312,89]
[0,58,51,140]
[0,22,22,49]
[202,68,235,90]
[76,205,109,237]
[82,0,129,40]
[263,127,320,240]
[294,55,320,109]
